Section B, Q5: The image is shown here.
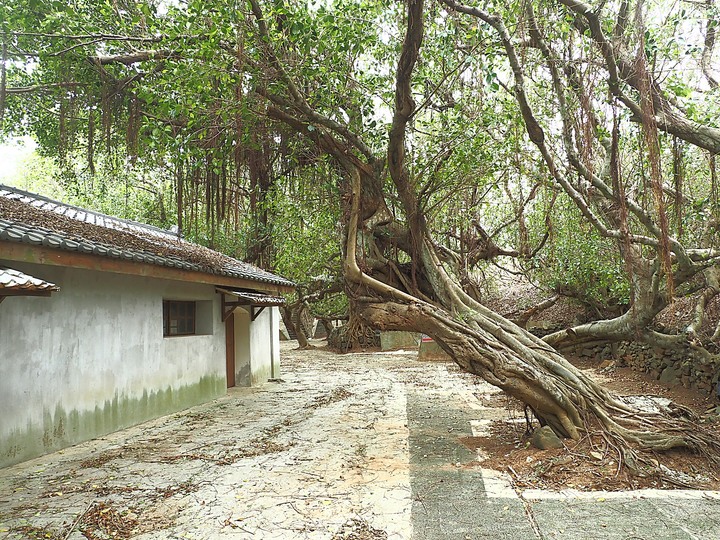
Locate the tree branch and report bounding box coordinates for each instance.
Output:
[558,0,720,154]
[91,50,178,65]
[9,31,166,42]
[247,0,376,163]
[440,0,665,251]
[702,0,719,88]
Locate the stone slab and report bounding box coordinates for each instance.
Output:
[381,331,420,351]
[418,338,452,361]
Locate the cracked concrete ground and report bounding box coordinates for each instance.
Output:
[2,342,720,539]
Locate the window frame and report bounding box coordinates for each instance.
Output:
[163,300,197,337]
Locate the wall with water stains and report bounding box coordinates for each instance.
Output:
[0,261,228,468]
[232,305,280,387]
[249,306,280,385]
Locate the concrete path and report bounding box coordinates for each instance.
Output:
[1,342,720,539]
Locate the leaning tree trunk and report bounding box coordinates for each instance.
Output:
[246,0,720,470]
[343,170,720,466]
[281,304,311,349]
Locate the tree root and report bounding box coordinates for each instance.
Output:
[327,313,379,352]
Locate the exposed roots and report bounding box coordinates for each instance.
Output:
[358,298,720,475]
[327,314,379,353]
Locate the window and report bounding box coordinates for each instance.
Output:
[163,300,196,336]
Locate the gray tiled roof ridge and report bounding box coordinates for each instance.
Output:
[0,185,294,288]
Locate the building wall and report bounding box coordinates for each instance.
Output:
[249,306,280,385]
[233,306,280,386]
[0,261,228,468]
[233,308,252,385]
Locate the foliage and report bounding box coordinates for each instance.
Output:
[270,160,347,317]
[4,0,720,322]
[8,150,174,227]
[529,196,631,312]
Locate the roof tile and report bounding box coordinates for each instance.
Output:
[0,266,59,292]
[0,184,294,288]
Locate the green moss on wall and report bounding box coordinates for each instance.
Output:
[0,375,225,469]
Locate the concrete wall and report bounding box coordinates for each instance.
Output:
[380,331,420,351]
[234,308,252,386]
[418,338,452,361]
[249,306,280,385]
[0,261,228,468]
[234,306,280,386]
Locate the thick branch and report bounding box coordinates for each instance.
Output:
[515,294,560,328]
[248,0,376,163]
[388,0,425,220]
[10,31,166,42]
[91,50,177,65]
[558,0,720,154]
[4,82,88,95]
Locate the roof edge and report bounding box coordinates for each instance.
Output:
[0,183,177,238]
[0,241,295,294]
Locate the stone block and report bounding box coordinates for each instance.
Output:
[531,426,564,450]
[380,331,420,351]
[659,365,681,386]
[313,323,328,339]
[598,360,616,370]
[418,337,451,361]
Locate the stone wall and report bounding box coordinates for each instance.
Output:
[572,341,720,395]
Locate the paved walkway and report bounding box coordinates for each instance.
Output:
[1,343,720,539]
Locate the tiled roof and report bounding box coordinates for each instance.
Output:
[216,287,286,306]
[0,186,177,241]
[0,266,59,293]
[0,185,294,289]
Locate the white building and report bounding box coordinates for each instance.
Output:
[0,185,294,468]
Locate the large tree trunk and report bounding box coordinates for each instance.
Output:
[343,163,719,464]
[281,305,311,349]
[327,307,380,352]
[247,0,720,469]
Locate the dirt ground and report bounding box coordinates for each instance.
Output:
[476,271,720,492]
[467,352,720,493]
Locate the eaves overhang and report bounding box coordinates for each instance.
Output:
[216,287,287,322]
[0,266,59,303]
[0,240,295,295]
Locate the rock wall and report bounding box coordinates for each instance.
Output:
[572,342,720,396]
